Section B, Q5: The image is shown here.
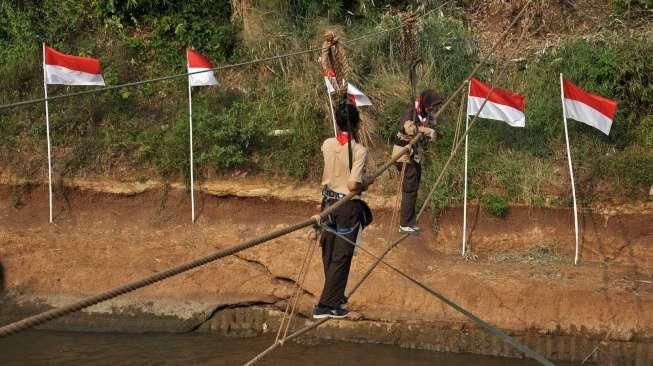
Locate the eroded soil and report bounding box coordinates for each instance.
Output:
[1,181,652,363]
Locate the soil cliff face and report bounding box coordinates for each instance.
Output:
[0,181,652,364]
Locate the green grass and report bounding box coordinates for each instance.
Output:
[0,2,651,207]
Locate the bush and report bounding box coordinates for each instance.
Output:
[139,96,271,179]
[482,194,508,218]
[610,0,653,16]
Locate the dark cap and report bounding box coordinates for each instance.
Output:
[420,89,443,109]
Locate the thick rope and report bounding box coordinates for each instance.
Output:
[319,225,555,366]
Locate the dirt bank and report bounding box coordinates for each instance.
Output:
[0,182,652,364]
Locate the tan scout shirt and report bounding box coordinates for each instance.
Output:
[321,137,369,196]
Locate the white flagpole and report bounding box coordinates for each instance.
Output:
[462,83,470,257]
[327,91,338,137]
[187,75,196,223]
[42,43,54,224]
[560,73,580,265]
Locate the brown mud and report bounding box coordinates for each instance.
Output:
[0,181,652,365]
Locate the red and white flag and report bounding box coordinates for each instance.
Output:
[322,68,372,107]
[346,84,372,107]
[187,49,219,87]
[323,68,339,94]
[467,77,525,127]
[562,79,617,135]
[44,46,105,85]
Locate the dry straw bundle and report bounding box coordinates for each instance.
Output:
[400,12,421,68]
[320,31,351,95]
[319,31,375,147]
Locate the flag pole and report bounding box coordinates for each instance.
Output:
[327,91,338,138]
[187,75,196,223]
[462,82,470,257]
[42,43,54,224]
[560,73,580,265]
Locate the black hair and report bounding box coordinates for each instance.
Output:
[334,101,360,133]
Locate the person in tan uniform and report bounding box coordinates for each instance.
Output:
[392,89,442,234]
[314,102,373,319]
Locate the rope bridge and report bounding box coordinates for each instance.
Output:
[0,1,553,365]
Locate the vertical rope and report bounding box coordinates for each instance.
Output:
[452,89,466,156]
[274,232,316,343]
[387,162,407,235]
[280,232,318,341]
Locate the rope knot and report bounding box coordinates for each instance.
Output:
[324,31,338,45]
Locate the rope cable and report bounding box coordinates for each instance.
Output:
[279,232,318,343]
[318,225,555,366]
[452,88,466,156]
[0,2,455,111]
[387,162,406,236]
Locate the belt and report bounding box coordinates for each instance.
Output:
[322,187,347,200]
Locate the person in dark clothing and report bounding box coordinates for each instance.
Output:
[391,89,443,233]
[314,102,373,319]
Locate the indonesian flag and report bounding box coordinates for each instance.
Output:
[187,49,219,87]
[467,77,525,127]
[562,78,618,135]
[323,68,339,94]
[346,84,372,107]
[44,46,105,85]
[322,68,372,107]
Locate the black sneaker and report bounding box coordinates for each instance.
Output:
[399,226,420,234]
[313,306,349,319]
[339,296,348,310]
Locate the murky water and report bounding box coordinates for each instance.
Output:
[0,330,550,365]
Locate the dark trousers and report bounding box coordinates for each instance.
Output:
[318,200,362,309]
[396,161,421,227]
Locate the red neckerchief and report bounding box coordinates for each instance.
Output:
[414,97,428,126]
[336,131,350,145]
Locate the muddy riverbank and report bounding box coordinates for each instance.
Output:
[0,180,652,364]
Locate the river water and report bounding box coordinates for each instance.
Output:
[0,330,551,365]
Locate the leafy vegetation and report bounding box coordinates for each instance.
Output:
[482,194,509,218]
[610,0,653,16]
